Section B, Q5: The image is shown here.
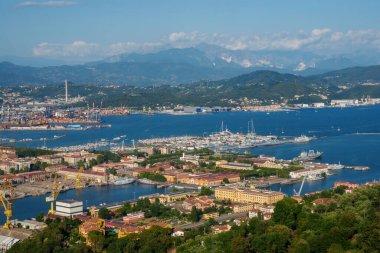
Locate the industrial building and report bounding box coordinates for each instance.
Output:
[55,200,84,217]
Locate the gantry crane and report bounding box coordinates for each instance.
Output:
[46,173,66,215]
[293,177,306,196]
[75,167,85,189]
[0,176,14,229]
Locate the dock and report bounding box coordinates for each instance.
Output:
[345,166,370,171]
[248,177,300,188]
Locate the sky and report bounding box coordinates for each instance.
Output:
[1,0,380,64]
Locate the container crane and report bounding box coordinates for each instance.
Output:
[75,167,85,189]
[0,176,14,229]
[46,174,66,215]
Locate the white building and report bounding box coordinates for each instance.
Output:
[56,200,83,217]
[11,219,47,230]
[179,153,200,165]
[172,228,185,237]
[289,167,328,179]
[312,102,325,108]
[0,235,19,253]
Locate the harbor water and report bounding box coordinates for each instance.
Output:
[1,105,380,221]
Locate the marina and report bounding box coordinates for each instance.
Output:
[137,126,316,151]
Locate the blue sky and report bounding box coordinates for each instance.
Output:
[1,0,380,62]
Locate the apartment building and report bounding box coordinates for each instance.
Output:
[215,186,284,205]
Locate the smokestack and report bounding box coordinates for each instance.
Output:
[65,80,68,102]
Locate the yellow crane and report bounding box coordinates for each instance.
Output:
[46,174,66,215]
[75,167,85,189]
[0,176,14,229]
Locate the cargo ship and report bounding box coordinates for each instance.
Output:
[293,150,323,161]
[293,135,316,143]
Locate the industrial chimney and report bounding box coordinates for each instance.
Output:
[65,80,68,102]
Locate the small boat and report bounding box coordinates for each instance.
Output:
[293,135,315,143]
[53,135,65,139]
[328,162,345,170]
[137,178,157,185]
[306,174,323,181]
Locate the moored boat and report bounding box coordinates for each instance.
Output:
[137,178,157,185]
[108,177,136,185]
[293,150,323,161]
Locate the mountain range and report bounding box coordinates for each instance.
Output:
[1,44,380,86]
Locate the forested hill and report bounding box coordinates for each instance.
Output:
[7,185,380,253]
[1,51,380,87]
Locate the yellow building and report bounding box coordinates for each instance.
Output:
[215,186,284,205]
[118,225,144,238]
[162,173,178,182]
[202,212,219,220]
[216,160,253,170]
[178,172,240,186]
[231,203,255,213]
[254,160,283,169]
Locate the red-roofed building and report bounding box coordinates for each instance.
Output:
[334,181,360,192]
[0,147,17,159]
[118,225,145,238]
[172,228,184,237]
[312,198,335,206]
[57,168,107,183]
[79,217,105,244]
[37,154,63,165]
[182,196,215,211]
[211,224,231,234]
[45,164,68,173]
[123,211,145,223]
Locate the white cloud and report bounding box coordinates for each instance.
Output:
[107,42,162,55]
[294,62,307,71]
[311,28,332,37]
[33,41,99,57]
[32,28,380,59]
[162,29,380,53]
[168,31,204,42]
[17,1,79,7]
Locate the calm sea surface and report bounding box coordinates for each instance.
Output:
[1,105,380,221]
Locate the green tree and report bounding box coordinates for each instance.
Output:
[98,207,110,219]
[199,186,214,196]
[88,230,105,253]
[272,197,300,229]
[35,212,44,222]
[334,185,347,195]
[108,168,117,176]
[288,238,310,253]
[231,236,251,253]
[190,206,201,222]
[327,243,344,253]
[89,159,98,166]
[222,178,230,184]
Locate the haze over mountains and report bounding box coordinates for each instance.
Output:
[1,44,380,86]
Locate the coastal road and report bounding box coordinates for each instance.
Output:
[179,212,248,230]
